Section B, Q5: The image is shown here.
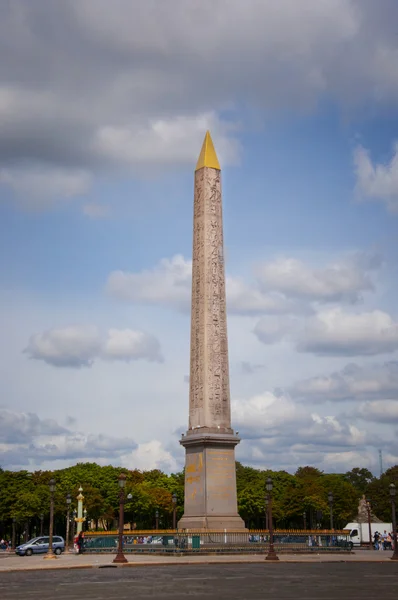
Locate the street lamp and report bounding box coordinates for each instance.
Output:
[328,491,334,530]
[264,496,269,530]
[265,477,279,561]
[65,493,71,552]
[389,484,398,561]
[365,499,373,551]
[39,513,44,537]
[44,478,56,560]
[155,510,159,531]
[172,493,177,530]
[72,509,77,540]
[113,473,128,564]
[125,493,132,530]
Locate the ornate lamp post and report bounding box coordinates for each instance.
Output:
[39,513,44,536]
[113,473,128,564]
[44,478,56,560]
[125,493,132,531]
[265,477,279,561]
[389,484,398,561]
[72,509,77,540]
[155,510,159,531]
[172,493,177,530]
[76,487,84,534]
[328,491,334,530]
[365,499,373,550]
[264,496,269,530]
[65,493,71,552]
[11,517,16,551]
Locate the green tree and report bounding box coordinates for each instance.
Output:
[344,468,374,494]
[365,465,398,523]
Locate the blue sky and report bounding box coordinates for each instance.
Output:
[1,0,398,474]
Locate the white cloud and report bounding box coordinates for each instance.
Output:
[107,255,191,311]
[232,391,303,436]
[232,390,375,472]
[233,391,367,447]
[256,252,381,303]
[107,254,307,316]
[1,1,398,204]
[24,325,163,367]
[292,361,398,402]
[0,408,138,469]
[108,251,381,320]
[226,278,297,315]
[354,143,398,213]
[357,400,398,424]
[320,450,380,473]
[297,308,398,356]
[253,316,295,345]
[0,409,68,443]
[24,326,102,368]
[0,166,91,207]
[125,440,179,472]
[93,112,240,171]
[103,329,163,363]
[253,305,398,357]
[75,0,394,109]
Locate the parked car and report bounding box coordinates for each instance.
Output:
[15,536,65,556]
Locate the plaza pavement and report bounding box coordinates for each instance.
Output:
[0,549,396,572]
[1,563,398,600]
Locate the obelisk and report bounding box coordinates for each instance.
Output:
[178,132,246,530]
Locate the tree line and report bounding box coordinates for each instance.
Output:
[0,462,397,541]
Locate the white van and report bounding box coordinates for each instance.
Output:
[343,522,392,547]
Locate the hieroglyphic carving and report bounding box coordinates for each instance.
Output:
[188,166,231,429]
[189,169,205,428]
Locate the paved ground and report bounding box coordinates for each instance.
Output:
[0,549,395,573]
[0,563,397,599]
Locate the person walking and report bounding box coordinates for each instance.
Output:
[386,533,392,550]
[75,531,84,554]
[373,531,379,550]
[381,530,388,550]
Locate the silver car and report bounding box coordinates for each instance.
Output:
[16,536,65,556]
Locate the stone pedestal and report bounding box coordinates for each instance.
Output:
[178,431,246,530]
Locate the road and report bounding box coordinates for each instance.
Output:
[0,563,397,599]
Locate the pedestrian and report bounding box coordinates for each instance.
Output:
[381,530,388,550]
[77,531,84,554]
[373,531,379,550]
[386,533,392,550]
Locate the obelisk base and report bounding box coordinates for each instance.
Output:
[178,431,247,531]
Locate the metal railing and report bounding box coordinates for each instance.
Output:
[81,529,352,554]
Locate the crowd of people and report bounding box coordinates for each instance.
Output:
[373,530,395,550]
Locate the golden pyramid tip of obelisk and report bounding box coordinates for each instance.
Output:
[195,130,221,171]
